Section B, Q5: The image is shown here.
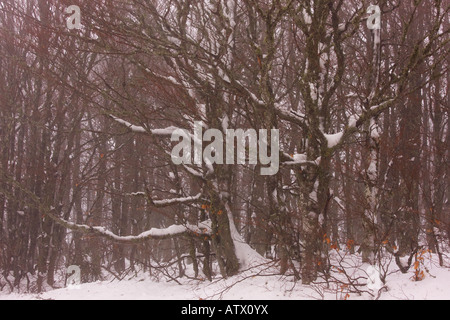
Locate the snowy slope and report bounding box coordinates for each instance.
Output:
[1,253,449,301]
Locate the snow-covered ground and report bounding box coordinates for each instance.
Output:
[1,253,449,300]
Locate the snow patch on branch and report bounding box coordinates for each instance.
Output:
[303,9,312,25]
[129,192,203,207]
[153,193,202,207]
[348,114,360,128]
[111,116,179,136]
[129,192,146,197]
[111,116,146,133]
[324,132,344,148]
[282,153,317,167]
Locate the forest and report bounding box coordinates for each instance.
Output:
[0,0,449,299]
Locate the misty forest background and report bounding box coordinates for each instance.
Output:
[0,0,449,294]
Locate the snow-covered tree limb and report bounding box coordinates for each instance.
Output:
[46,208,211,244]
[130,191,203,208]
[326,98,396,153]
[110,115,179,136]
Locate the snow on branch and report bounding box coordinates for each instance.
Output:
[326,99,396,152]
[182,164,204,178]
[45,209,211,244]
[274,105,308,131]
[281,153,319,167]
[129,191,203,208]
[153,193,202,207]
[111,116,206,180]
[324,132,344,149]
[111,115,146,133]
[110,115,179,136]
